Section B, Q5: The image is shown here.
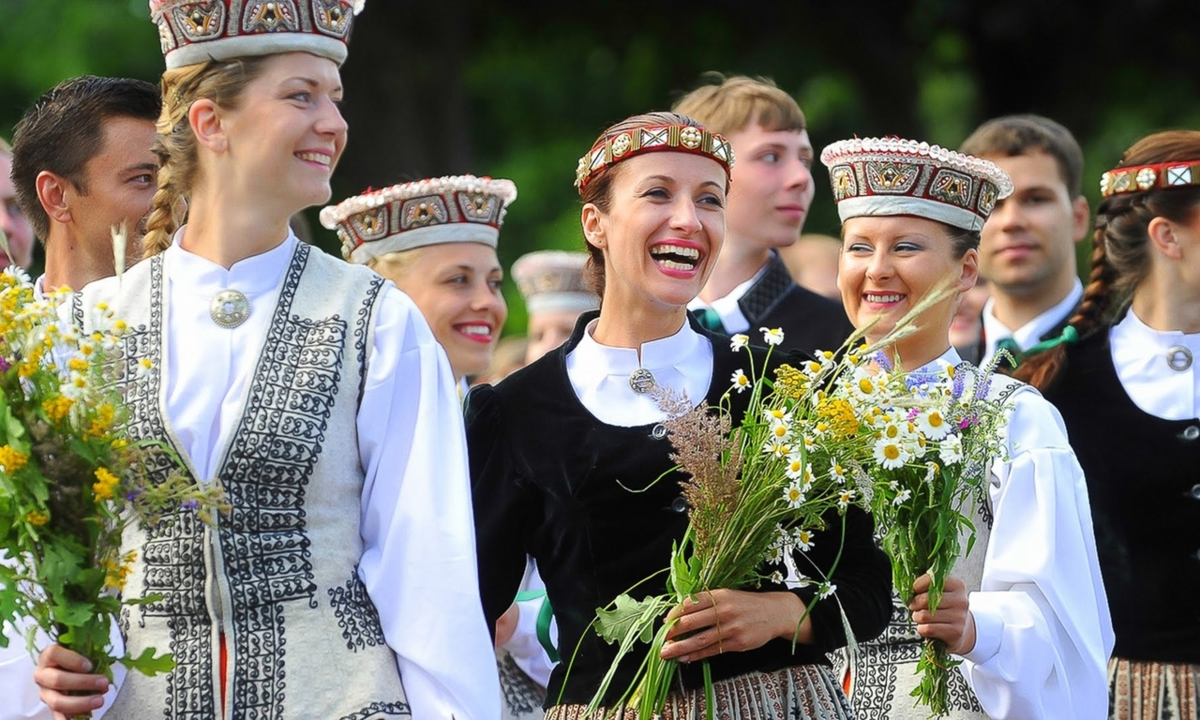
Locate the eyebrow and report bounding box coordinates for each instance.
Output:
[283,76,345,94]
[123,162,159,174]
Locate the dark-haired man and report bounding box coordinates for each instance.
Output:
[959,114,1090,368]
[11,75,160,296]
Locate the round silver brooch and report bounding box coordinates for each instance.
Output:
[1166,345,1193,372]
[210,289,250,329]
[629,368,656,394]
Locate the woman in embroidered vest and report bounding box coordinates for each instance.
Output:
[323,177,551,720]
[819,137,1114,720]
[31,2,499,719]
[466,111,893,719]
[1015,130,1200,719]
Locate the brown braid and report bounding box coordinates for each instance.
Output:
[141,57,271,258]
[1017,130,1200,391]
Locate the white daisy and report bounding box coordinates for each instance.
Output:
[760,327,785,346]
[730,333,750,351]
[782,482,806,509]
[730,369,751,393]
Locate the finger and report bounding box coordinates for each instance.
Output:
[665,606,718,640]
[38,644,93,673]
[34,665,110,695]
[660,628,723,662]
[911,573,933,593]
[41,689,106,716]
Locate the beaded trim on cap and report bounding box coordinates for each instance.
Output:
[1100,160,1200,197]
[149,0,366,70]
[511,250,597,314]
[820,137,1014,233]
[574,124,735,194]
[319,175,517,264]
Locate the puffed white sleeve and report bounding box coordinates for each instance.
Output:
[355,286,500,720]
[959,387,1114,720]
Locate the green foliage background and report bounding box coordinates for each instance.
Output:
[3,0,1199,331]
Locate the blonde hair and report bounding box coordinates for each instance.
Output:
[672,74,805,137]
[141,57,270,258]
[366,248,428,285]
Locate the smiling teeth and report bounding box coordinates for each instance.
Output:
[657,259,695,271]
[866,294,903,303]
[651,244,699,259]
[297,152,330,166]
[460,325,491,336]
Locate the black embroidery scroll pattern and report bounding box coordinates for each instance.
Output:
[338,701,413,720]
[217,244,348,719]
[353,273,384,404]
[114,257,216,719]
[327,569,386,651]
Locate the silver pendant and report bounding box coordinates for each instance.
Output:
[1166,345,1192,372]
[210,289,250,328]
[629,367,656,394]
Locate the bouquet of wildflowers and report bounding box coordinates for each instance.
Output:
[809,350,1012,716]
[0,258,226,696]
[583,328,873,720]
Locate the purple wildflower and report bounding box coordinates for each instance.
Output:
[906,408,920,420]
[873,351,893,371]
[0,356,9,373]
[974,375,992,401]
[180,499,199,510]
[958,415,976,430]
[951,371,966,401]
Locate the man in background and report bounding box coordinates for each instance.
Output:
[959,114,1090,368]
[0,138,35,270]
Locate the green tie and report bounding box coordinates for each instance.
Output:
[694,307,724,333]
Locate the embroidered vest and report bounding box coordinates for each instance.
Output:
[835,373,1027,720]
[75,245,411,719]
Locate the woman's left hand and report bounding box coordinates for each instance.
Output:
[659,588,811,664]
[909,573,976,655]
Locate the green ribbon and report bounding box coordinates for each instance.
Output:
[1023,325,1080,357]
[513,589,559,663]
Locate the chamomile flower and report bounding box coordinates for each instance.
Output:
[135,358,154,378]
[829,460,847,484]
[783,482,806,509]
[760,327,785,346]
[730,334,750,351]
[938,433,963,465]
[792,528,815,552]
[817,582,837,600]
[873,436,909,470]
[766,544,785,564]
[892,487,912,506]
[837,488,857,509]
[763,440,791,458]
[731,369,751,393]
[770,570,785,584]
[784,454,806,480]
[916,407,952,440]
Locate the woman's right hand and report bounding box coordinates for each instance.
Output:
[34,644,109,718]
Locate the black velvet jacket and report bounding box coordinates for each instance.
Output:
[1042,325,1200,662]
[465,312,892,706]
[737,253,854,356]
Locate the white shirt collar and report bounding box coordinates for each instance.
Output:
[565,318,713,427]
[686,258,770,334]
[164,226,298,298]
[1110,309,1200,420]
[980,278,1082,366]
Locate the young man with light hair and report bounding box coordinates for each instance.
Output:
[675,75,852,354]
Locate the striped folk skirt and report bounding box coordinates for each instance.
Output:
[544,664,857,720]
[1109,657,1200,719]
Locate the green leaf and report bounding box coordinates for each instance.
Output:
[119,646,176,677]
[594,593,658,645]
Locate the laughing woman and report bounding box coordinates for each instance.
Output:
[466,112,893,719]
[30,2,498,718]
[820,138,1113,720]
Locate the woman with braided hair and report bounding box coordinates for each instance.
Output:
[29,2,499,718]
[1016,130,1200,718]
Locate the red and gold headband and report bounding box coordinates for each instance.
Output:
[1100,160,1200,198]
[573,124,735,194]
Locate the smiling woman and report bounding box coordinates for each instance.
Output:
[30,2,499,719]
[465,112,893,719]
[322,174,516,385]
[821,136,1113,720]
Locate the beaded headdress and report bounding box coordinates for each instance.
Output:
[1100,160,1200,198]
[320,175,517,265]
[574,124,735,194]
[820,137,1013,232]
[150,0,366,70]
[511,251,598,315]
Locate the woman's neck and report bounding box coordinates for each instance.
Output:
[591,305,687,353]
[179,191,292,269]
[1131,280,1200,334]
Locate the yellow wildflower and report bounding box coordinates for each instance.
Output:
[86,404,116,439]
[816,397,859,440]
[774,364,810,401]
[93,467,120,500]
[25,510,48,526]
[0,445,29,473]
[42,396,74,422]
[68,358,89,372]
